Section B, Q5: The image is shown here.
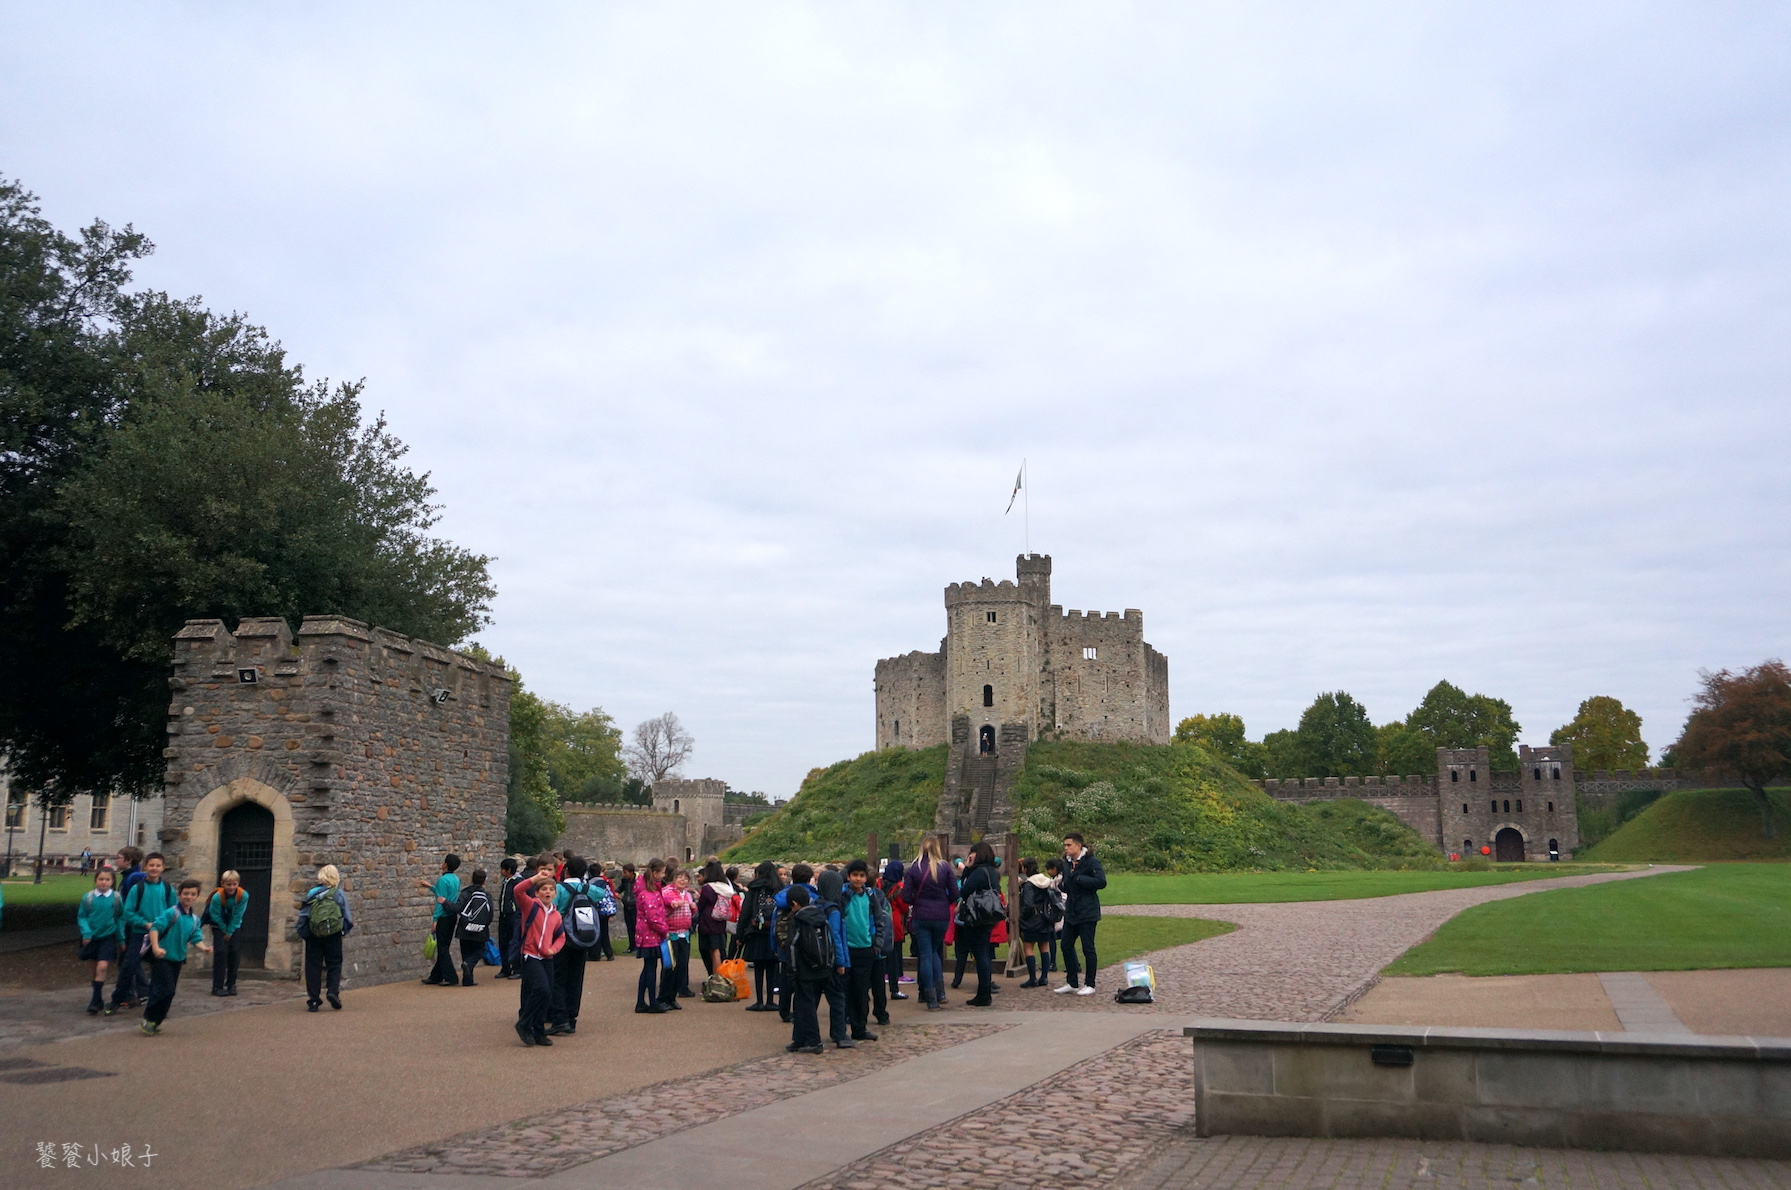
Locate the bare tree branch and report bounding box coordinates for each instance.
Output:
[624,712,695,784]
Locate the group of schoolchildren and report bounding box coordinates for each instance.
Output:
[75,846,264,1035]
[69,832,1109,1053]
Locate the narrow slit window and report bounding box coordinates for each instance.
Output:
[983,684,993,707]
[1450,770,1459,783]
[1462,803,1469,814]
[1516,799,1523,812]
[1083,646,1097,660]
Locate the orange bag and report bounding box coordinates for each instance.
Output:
[718,958,750,1001]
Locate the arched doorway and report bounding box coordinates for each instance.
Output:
[1494,827,1526,863]
[978,724,995,754]
[218,801,275,965]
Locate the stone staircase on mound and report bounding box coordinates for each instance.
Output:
[936,715,1029,844]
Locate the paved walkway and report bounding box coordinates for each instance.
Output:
[1023,864,1698,1020]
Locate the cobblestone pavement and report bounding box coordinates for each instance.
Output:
[795,1029,1191,1190]
[0,976,303,1051]
[358,1021,1006,1178]
[1118,1132,1791,1189]
[1014,865,1693,1020]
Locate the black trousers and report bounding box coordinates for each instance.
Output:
[428,915,458,983]
[143,957,183,1024]
[637,946,661,1009]
[886,947,903,998]
[552,945,588,1025]
[777,959,795,1017]
[305,934,343,1004]
[210,928,240,992]
[1062,920,1098,987]
[459,934,485,981]
[658,936,689,1004]
[791,976,825,1048]
[871,954,889,1020]
[112,932,146,1005]
[623,904,638,953]
[824,968,848,1042]
[962,925,994,1002]
[497,915,518,976]
[518,955,553,1037]
[846,947,877,1037]
[595,914,614,959]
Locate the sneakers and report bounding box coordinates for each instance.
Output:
[799,1044,824,1055]
[138,1020,159,1036]
[835,1037,857,1049]
[327,993,341,1010]
[307,1001,321,1012]
[898,975,915,984]
[891,991,908,1000]
[1054,984,1077,994]
[1076,985,1097,996]
[853,1031,879,1042]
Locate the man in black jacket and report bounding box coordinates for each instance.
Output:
[1053,832,1107,997]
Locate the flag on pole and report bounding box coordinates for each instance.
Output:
[1004,463,1024,514]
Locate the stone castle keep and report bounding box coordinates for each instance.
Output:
[876,554,1169,841]
[157,616,510,986]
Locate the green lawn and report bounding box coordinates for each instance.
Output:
[0,872,94,905]
[1384,863,1791,976]
[1103,866,1626,905]
[1093,914,1235,964]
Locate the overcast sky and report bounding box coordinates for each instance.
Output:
[5,3,1788,798]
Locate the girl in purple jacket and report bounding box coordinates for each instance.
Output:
[901,836,958,1010]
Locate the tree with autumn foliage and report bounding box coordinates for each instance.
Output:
[1672,661,1791,840]
[1551,696,1649,772]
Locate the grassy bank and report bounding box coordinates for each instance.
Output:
[1582,788,1791,862]
[1384,863,1791,976]
[728,739,1447,872]
[1105,865,1628,905]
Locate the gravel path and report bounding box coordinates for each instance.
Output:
[1017,865,1695,1020]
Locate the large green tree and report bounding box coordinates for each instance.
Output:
[1673,661,1791,840]
[0,177,494,802]
[1173,712,1270,778]
[1374,720,1435,777]
[1291,692,1378,778]
[1551,696,1649,772]
[1404,680,1521,770]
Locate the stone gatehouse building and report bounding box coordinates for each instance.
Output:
[875,554,1169,841]
[156,616,510,987]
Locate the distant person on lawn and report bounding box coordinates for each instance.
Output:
[1054,832,1106,997]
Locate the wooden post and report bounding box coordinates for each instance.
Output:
[1001,831,1020,976]
[866,832,877,876]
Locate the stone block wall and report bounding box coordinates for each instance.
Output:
[557,806,684,866]
[874,649,948,750]
[158,615,509,986]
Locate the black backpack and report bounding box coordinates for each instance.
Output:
[744,888,774,936]
[791,906,836,978]
[457,888,493,939]
[564,882,601,950]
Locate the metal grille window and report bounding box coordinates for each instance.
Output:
[231,840,274,870]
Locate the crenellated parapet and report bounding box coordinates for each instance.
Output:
[943,577,1027,606]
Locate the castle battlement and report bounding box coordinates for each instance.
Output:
[943,578,1026,605]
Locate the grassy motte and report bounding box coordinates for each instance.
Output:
[1007,740,1442,872]
[1106,865,1627,905]
[1384,863,1791,976]
[725,739,1446,871]
[725,746,947,863]
[1582,788,1791,862]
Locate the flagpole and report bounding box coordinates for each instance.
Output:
[1023,459,1030,556]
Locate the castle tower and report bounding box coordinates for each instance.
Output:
[943,569,1049,753]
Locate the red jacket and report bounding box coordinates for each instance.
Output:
[881,878,910,943]
[514,882,565,959]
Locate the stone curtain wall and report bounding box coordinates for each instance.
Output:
[875,649,948,750]
[1047,608,1166,744]
[557,806,684,866]
[159,616,510,987]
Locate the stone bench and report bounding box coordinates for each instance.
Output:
[1187,1019,1791,1158]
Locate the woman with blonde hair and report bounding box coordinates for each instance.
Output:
[901,835,958,1011]
[297,864,354,1012]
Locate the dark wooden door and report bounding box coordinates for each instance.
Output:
[1494,827,1525,863]
[218,802,275,965]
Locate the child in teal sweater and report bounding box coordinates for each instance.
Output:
[141,879,211,1035]
[78,868,126,1015]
